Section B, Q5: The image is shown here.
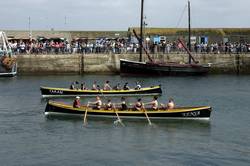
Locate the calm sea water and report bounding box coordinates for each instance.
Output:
[0,75,250,166]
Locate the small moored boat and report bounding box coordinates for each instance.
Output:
[40,85,162,98]
[45,101,212,120]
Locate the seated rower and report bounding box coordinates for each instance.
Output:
[70,82,75,90]
[73,96,81,108]
[92,81,97,90]
[123,82,130,90]
[88,96,102,110]
[120,97,128,110]
[105,99,114,110]
[134,98,143,111]
[167,98,175,109]
[96,85,101,91]
[115,97,127,110]
[161,98,175,110]
[135,81,141,90]
[144,96,158,110]
[80,82,88,90]
[74,81,80,89]
[103,80,112,90]
[113,83,121,90]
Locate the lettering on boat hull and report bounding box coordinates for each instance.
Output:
[182,111,200,117]
[49,90,63,94]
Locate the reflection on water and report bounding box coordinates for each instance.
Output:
[45,115,211,134]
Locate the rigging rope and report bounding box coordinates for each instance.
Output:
[175,4,188,28]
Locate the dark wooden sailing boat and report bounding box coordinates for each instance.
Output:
[120,0,210,76]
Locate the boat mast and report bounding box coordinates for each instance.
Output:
[139,0,144,62]
[188,0,191,64]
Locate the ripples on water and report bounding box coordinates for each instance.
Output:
[0,75,250,165]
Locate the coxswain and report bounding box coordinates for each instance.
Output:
[134,98,143,111]
[105,99,113,110]
[103,80,112,90]
[123,82,130,90]
[89,96,102,110]
[73,96,81,108]
[144,96,158,110]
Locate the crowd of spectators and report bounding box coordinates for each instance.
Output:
[7,38,250,55]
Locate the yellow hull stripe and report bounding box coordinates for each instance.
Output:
[49,101,211,114]
[41,86,160,93]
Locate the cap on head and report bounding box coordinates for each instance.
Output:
[76,96,80,99]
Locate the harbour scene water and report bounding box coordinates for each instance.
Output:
[1,0,250,165]
[0,75,250,165]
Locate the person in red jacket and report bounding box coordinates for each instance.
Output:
[73,96,81,108]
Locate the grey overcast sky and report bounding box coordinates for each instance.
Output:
[0,0,249,31]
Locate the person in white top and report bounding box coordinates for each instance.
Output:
[167,98,175,109]
[103,81,112,90]
[88,96,102,110]
[135,82,141,90]
[144,96,158,110]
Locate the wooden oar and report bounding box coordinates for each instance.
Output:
[113,105,125,127]
[83,103,89,125]
[142,107,152,125]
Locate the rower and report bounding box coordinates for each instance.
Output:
[70,82,75,90]
[161,98,175,110]
[80,82,88,90]
[135,81,141,90]
[73,96,81,108]
[144,96,158,110]
[123,82,130,90]
[121,97,128,110]
[116,97,128,110]
[92,81,97,90]
[103,80,112,90]
[134,98,143,111]
[113,83,121,90]
[88,96,102,110]
[167,98,175,109]
[105,99,113,110]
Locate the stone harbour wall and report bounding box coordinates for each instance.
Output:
[16,53,250,75]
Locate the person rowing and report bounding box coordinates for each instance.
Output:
[161,98,175,110]
[70,82,75,90]
[105,99,114,110]
[123,82,130,90]
[113,83,121,90]
[103,80,112,90]
[114,97,128,111]
[80,82,88,90]
[73,96,81,108]
[167,98,175,109]
[144,96,159,110]
[92,81,97,90]
[134,98,144,111]
[120,97,128,110]
[135,81,141,90]
[88,96,102,110]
